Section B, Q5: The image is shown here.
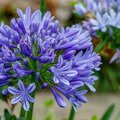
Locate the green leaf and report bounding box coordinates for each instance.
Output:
[70,2,80,6]
[9,115,17,120]
[91,115,98,120]
[101,104,115,120]
[4,109,10,120]
[44,99,54,107]
[114,112,120,120]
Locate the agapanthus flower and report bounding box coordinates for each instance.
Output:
[8,80,35,111]
[89,12,109,32]
[0,7,101,111]
[74,0,120,35]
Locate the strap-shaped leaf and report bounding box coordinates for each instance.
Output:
[101,104,115,120]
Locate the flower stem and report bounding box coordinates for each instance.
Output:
[68,106,75,120]
[41,0,46,16]
[26,74,36,120]
[20,105,26,118]
[94,39,108,53]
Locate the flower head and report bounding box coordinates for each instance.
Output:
[0,7,101,111]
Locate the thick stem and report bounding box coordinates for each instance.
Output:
[41,0,46,16]
[26,74,36,120]
[20,105,26,118]
[68,106,75,120]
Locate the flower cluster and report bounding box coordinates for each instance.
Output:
[74,0,120,63]
[0,7,101,111]
[74,0,120,33]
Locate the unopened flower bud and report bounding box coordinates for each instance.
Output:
[36,72,40,81]
[23,58,28,68]
[42,83,48,89]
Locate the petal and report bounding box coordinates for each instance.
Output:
[51,87,66,108]
[17,8,24,20]
[27,94,35,103]
[8,87,21,95]
[85,82,96,92]
[18,80,25,91]
[57,55,63,68]
[60,77,70,85]
[77,95,87,103]
[23,100,30,111]
[62,70,78,77]
[53,76,59,83]
[11,94,22,104]
[26,83,36,93]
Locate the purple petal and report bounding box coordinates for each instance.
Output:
[26,83,36,93]
[23,100,30,111]
[57,55,63,68]
[62,70,78,77]
[11,94,22,104]
[8,87,21,95]
[17,8,24,20]
[60,77,70,85]
[27,94,35,103]
[18,80,25,91]
[53,76,59,83]
[51,87,66,108]
[85,82,96,92]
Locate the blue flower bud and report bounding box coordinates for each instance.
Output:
[2,89,9,95]
[23,58,28,68]
[19,35,32,57]
[42,83,48,89]
[36,72,40,81]
[51,87,66,108]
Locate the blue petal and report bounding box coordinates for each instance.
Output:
[51,87,66,108]
[8,87,21,95]
[23,100,30,111]
[26,83,36,93]
[27,94,35,103]
[11,94,22,104]
[18,80,25,91]
[85,82,96,92]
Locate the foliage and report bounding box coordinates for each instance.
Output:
[0,109,25,120]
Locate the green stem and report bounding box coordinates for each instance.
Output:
[41,0,46,16]
[20,105,26,118]
[94,39,108,53]
[68,106,75,120]
[26,74,36,120]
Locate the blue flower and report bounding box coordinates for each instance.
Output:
[0,63,12,88]
[12,61,34,78]
[0,7,101,111]
[90,12,109,32]
[108,9,120,28]
[19,35,32,57]
[74,3,87,16]
[8,80,36,111]
[2,45,21,62]
[51,87,66,107]
[50,56,78,85]
[56,26,92,50]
